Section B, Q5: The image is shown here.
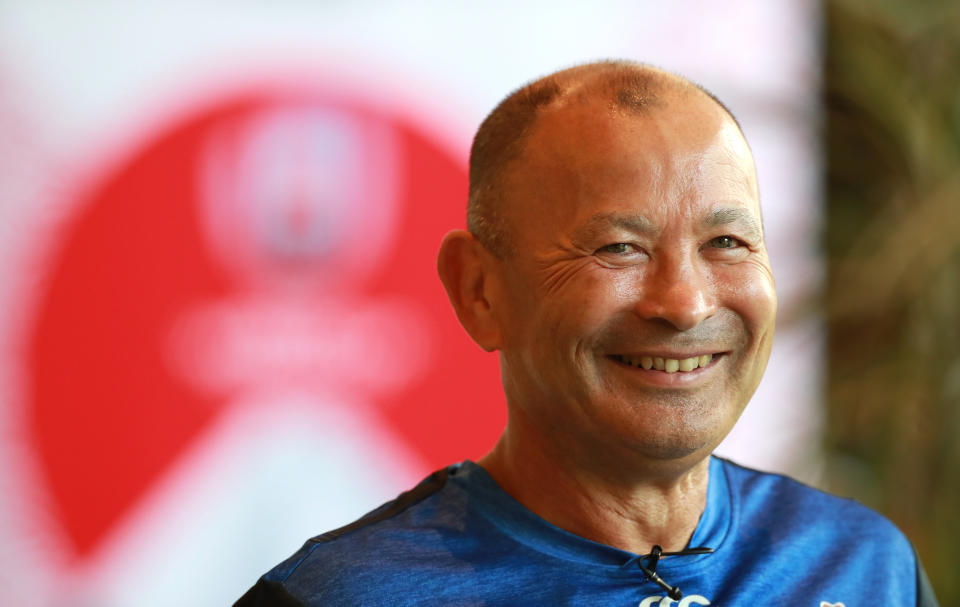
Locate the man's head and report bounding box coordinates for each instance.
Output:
[439,61,776,472]
[467,60,748,257]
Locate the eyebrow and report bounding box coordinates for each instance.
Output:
[703,207,763,241]
[572,207,763,244]
[572,212,659,243]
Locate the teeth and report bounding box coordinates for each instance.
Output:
[617,353,714,373]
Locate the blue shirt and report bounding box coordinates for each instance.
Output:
[235,457,937,606]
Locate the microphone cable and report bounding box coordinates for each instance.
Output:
[637,544,714,600]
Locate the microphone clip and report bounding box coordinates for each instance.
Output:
[637,544,714,601]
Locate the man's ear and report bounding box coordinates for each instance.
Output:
[437,230,504,352]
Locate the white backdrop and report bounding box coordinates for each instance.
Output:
[0,2,821,605]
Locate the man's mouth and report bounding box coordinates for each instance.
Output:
[610,353,717,373]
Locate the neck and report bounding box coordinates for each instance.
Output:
[478,418,711,555]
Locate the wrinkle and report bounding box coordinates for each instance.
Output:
[536,254,596,298]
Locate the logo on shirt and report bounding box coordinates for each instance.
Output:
[639,595,711,606]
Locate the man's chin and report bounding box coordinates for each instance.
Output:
[603,403,738,466]
[632,435,715,463]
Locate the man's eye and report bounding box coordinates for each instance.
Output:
[598,243,634,255]
[707,235,741,249]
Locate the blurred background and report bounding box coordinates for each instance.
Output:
[825,0,960,601]
[0,0,951,604]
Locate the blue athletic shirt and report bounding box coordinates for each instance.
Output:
[235,456,938,606]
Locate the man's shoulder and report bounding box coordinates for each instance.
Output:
[715,457,937,604]
[717,456,910,549]
[234,465,473,606]
[311,465,455,546]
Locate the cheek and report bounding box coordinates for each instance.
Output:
[520,272,636,375]
[716,265,777,399]
[716,264,777,334]
[554,270,638,332]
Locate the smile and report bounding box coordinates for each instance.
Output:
[611,353,716,373]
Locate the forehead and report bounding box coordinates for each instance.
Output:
[504,94,760,234]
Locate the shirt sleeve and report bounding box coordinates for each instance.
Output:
[915,550,940,607]
[233,579,307,607]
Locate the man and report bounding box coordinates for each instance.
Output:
[235,61,937,606]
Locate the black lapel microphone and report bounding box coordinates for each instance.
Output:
[637,544,714,600]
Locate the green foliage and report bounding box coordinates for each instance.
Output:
[825,0,960,601]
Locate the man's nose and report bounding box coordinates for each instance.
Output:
[633,256,718,331]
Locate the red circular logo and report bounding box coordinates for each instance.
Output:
[26,87,505,560]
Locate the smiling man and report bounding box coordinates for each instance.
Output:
[235,61,937,606]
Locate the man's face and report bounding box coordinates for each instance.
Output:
[491,93,776,466]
